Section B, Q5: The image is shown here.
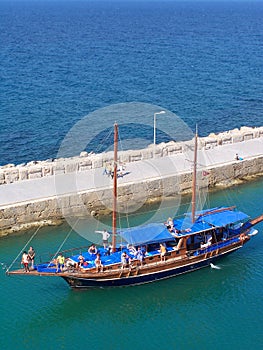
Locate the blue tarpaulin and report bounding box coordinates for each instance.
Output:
[197,207,249,227]
[172,207,250,235]
[199,209,249,227]
[119,207,250,243]
[119,223,174,246]
[172,217,211,235]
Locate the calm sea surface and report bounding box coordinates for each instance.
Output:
[0,0,262,165]
[0,1,263,349]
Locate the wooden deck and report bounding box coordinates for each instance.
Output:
[7,237,246,281]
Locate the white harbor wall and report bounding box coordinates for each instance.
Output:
[0,126,263,236]
[1,126,263,185]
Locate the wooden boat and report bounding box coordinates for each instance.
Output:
[7,124,263,288]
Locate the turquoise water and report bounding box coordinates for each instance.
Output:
[1,179,263,350]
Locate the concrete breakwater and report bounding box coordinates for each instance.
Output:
[0,126,263,236]
[1,126,263,185]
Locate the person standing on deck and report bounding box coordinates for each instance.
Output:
[56,254,65,272]
[160,243,167,262]
[95,230,111,249]
[102,230,110,249]
[135,247,145,266]
[21,251,30,272]
[28,246,35,269]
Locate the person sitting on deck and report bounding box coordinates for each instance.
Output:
[88,244,98,256]
[65,258,76,271]
[121,251,132,269]
[171,229,181,237]
[78,254,85,268]
[127,244,137,256]
[160,243,167,262]
[200,235,212,248]
[95,253,103,272]
[165,217,174,232]
[105,244,113,256]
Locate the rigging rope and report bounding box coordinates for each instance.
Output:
[125,205,130,229]
[117,210,124,249]
[94,128,113,154]
[6,225,42,272]
[48,219,79,266]
[118,128,124,154]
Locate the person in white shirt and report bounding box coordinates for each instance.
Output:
[96,230,110,249]
[102,230,110,249]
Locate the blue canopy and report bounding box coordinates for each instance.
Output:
[172,217,211,235]
[198,207,249,227]
[166,207,250,237]
[118,207,250,243]
[119,223,174,246]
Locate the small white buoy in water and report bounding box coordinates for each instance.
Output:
[210,263,221,270]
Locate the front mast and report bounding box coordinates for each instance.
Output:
[112,123,118,253]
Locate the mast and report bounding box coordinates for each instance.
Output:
[112,123,118,253]
[191,125,198,223]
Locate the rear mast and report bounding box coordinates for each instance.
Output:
[191,125,198,223]
[112,123,118,253]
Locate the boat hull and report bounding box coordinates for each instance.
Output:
[62,245,240,288]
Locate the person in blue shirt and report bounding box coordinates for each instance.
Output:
[135,247,145,266]
[121,251,132,269]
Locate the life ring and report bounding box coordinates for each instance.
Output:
[239,233,246,241]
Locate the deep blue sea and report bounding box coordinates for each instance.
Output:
[0,0,262,165]
[0,1,263,350]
